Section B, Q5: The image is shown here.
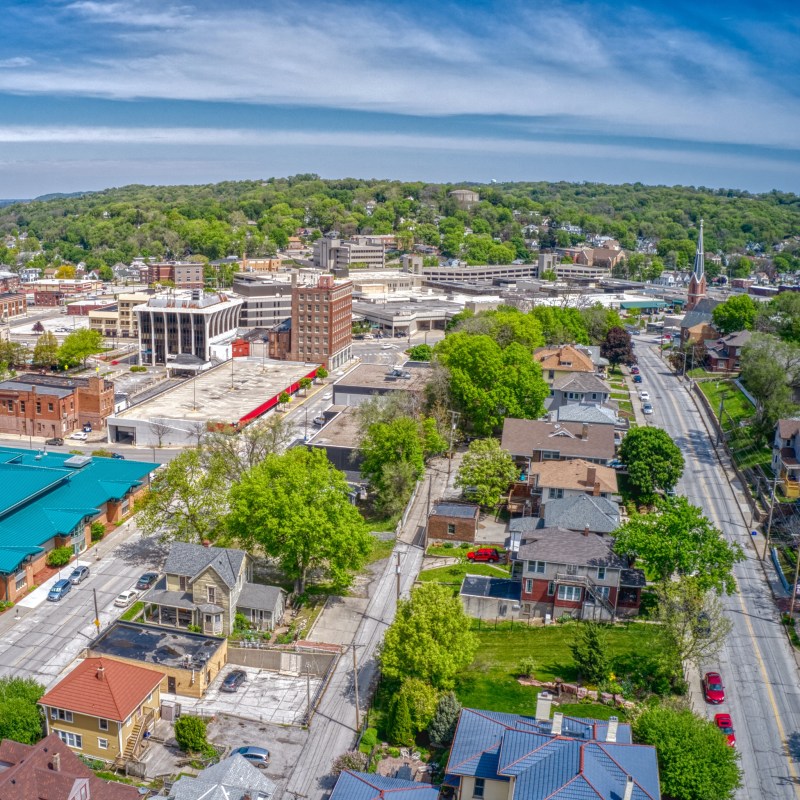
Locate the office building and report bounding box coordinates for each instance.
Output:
[312,238,385,270]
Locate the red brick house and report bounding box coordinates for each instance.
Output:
[427,502,480,543]
[704,330,752,372]
[514,527,644,621]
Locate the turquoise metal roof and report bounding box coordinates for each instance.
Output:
[0,448,159,575]
[619,300,666,309]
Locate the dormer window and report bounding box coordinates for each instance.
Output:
[179,576,188,591]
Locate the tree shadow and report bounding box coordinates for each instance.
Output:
[114,536,169,568]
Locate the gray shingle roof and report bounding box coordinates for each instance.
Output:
[516,528,628,568]
[170,755,276,800]
[164,542,247,589]
[542,494,621,534]
[552,373,611,394]
[508,517,541,534]
[501,419,616,461]
[237,583,284,612]
[431,502,480,520]
[680,297,719,330]
[554,404,618,426]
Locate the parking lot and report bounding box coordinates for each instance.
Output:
[179,664,322,726]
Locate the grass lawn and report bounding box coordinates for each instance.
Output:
[366,536,396,564]
[418,562,510,588]
[617,400,633,413]
[697,379,754,428]
[454,621,670,717]
[120,601,144,622]
[427,542,473,559]
[610,391,630,401]
[362,511,401,533]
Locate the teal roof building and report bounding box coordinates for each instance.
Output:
[0,448,158,592]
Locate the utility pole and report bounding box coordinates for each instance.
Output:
[306,668,311,722]
[395,551,401,602]
[446,410,460,485]
[790,545,800,619]
[761,472,780,561]
[716,397,724,446]
[352,646,360,731]
[92,588,101,633]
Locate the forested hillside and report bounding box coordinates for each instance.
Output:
[0,176,799,272]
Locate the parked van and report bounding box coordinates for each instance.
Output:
[47,579,72,602]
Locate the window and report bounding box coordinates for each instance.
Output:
[447,523,456,535]
[48,402,54,411]
[19,401,25,412]
[566,564,578,575]
[524,578,532,593]
[527,560,546,574]
[179,576,188,591]
[98,738,108,750]
[547,488,564,499]
[51,708,73,722]
[557,585,582,602]
[473,778,485,798]
[56,730,82,748]
[36,402,41,413]
[542,450,560,460]
[594,586,610,599]
[597,567,606,580]
[207,586,216,604]
[98,718,108,731]
[547,581,555,596]
[14,571,26,592]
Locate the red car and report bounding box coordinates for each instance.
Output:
[467,548,501,563]
[702,671,725,704]
[630,366,640,374]
[714,713,736,746]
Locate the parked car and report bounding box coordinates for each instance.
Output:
[47,579,72,602]
[69,431,88,441]
[642,403,654,415]
[639,390,650,401]
[702,671,725,704]
[135,572,159,590]
[231,746,270,768]
[322,392,332,400]
[608,459,626,469]
[111,452,125,459]
[69,565,90,585]
[630,366,640,375]
[633,375,643,384]
[312,416,327,426]
[220,670,247,693]
[467,548,502,563]
[114,589,139,608]
[714,713,736,746]
[45,437,64,446]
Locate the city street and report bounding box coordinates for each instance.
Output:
[637,338,800,800]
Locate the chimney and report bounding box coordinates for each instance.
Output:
[96,664,105,681]
[593,480,601,497]
[606,715,619,743]
[586,466,596,487]
[202,539,211,548]
[535,691,552,722]
[51,753,60,772]
[551,711,563,735]
[623,775,634,800]
[581,423,589,440]
[583,525,590,537]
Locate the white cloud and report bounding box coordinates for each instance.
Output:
[0,57,33,69]
[0,1,797,150]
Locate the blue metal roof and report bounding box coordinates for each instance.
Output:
[460,575,521,601]
[329,770,439,800]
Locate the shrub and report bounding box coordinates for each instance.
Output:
[361,728,378,748]
[90,522,106,542]
[174,716,215,757]
[186,624,201,633]
[129,365,147,373]
[398,678,438,733]
[386,692,414,747]
[387,746,401,758]
[91,449,114,458]
[46,547,73,568]
[428,691,462,747]
[331,750,368,776]
[517,656,537,679]
[233,613,249,632]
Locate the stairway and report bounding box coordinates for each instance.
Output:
[123,719,144,760]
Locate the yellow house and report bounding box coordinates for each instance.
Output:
[39,657,162,766]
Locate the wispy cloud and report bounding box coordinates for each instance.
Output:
[0,0,795,150]
[0,57,33,69]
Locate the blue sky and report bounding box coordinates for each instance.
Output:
[0,0,798,197]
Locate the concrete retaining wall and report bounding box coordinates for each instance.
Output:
[227,646,336,678]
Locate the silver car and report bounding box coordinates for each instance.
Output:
[69,565,90,585]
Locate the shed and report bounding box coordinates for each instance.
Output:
[427,502,480,543]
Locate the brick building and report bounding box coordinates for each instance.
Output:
[289,275,352,369]
[146,262,205,289]
[0,374,114,438]
[32,280,99,306]
[427,502,480,543]
[0,291,26,320]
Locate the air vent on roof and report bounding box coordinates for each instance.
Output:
[64,455,92,469]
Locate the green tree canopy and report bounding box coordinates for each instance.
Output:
[570,622,610,685]
[428,691,462,747]
[711,294,758,334]
[530,306,590,345]
[57,328,104,368]
[31,330,59,368]
[613,498,744,594]
[227,448,373,593]
[756,291,800,343]
[0,677,45,745]
[454,437,518,507]
[434,334,549,435]
[455,306,544,351]
[408,343,433,361]
[380,582,478,689]
[633,705,741,800]
[618,427,685,499]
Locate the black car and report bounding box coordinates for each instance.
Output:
[135,572,159,590]
[111,452,125,460]
[45,437,64,446]
[220,670,247,693]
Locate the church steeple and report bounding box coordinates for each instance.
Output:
[686,219,707,312]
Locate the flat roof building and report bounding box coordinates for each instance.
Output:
[333,362,432,407]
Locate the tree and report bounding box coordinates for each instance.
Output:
[428,691,462,747]
[613,498,744,594]
[408,343,433,361]
[530,306,589,345]
[455,306,544,351]
[298,377,312,394]
[31,330,59,368]
[711,294,758,334]
[136,448,229,542]
[756,291,800,343]
[600,326,636,366]
[227,448,373,593]
[618,427,685,499]
[386,691,415,746]
[57,328,104,368]
[278,390,290,409]
[434,334,549,435]
[0,677,45,745]
[379,583,478,689]
[570,622,610,685]
[174,716,215,757]
[454,437,518,508]
[656,579,733,669]
[633,705,741,800]
[316,367,328,382]
[398,677,438,733]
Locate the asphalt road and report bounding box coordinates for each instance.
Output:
[637,339,800,800]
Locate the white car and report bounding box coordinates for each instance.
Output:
[114,589,139,608]
[639,391,650,401]
[69,431,89,441]
[322,392,332,400]
[380,343,395,350]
